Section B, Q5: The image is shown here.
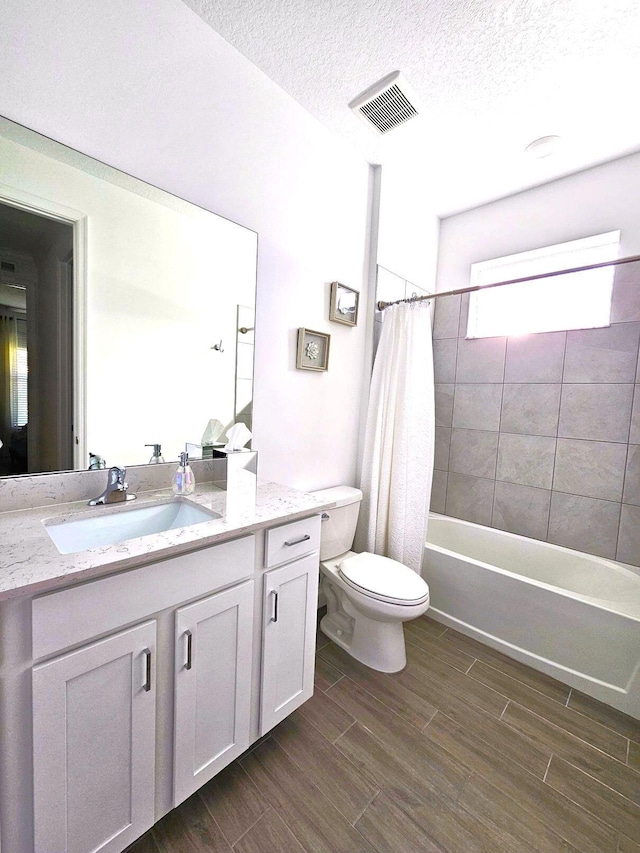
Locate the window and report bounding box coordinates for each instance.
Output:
[13,318,28,427]
[466,231,620,339]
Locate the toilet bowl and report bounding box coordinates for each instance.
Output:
[311,486,430,673]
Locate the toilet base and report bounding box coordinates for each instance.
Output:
[320,609,407,673]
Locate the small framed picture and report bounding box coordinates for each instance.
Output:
[330,281,359,326]
[296,328,330,371]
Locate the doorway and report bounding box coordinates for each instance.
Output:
[0,201,74,474]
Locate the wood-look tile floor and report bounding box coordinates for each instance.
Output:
[128,615,640,853]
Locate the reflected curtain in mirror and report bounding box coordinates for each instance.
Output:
[0,313,27,474]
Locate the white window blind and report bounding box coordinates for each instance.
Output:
[466,231,620,339]
[12,318,28,427]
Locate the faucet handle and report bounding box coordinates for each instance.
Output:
[108,466,126,488]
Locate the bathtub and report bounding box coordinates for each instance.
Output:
[422,514,640,720]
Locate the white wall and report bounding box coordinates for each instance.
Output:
[437,150,640,290]
[377,159,440,291]
[0,0,372,490]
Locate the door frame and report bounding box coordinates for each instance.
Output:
[0,182,87,470]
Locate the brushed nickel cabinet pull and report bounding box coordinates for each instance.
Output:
[185,630,193,670]
[143,648,152,692]
[284,534,311,547]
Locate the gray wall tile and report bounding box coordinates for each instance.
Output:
[500,384,561,436]
[434,427,451,471]
[435,384,454,428]
[433,338,457,383]
[563,323,640,383]
[452,384,503,431]
[623,445,640,507]
[558,384,634,443]
[496,433,556,489]
[449,429,498,479]
[504,331,566,383]
[617,504,640,567]
[433,294,461,339]
[631,386,640,444]
[611,263,640,323]
[492,481,551,541]
[412,260,640,564]
[548,492,621,559]
[430,469,447,513]
[456,336,506,383]
[445,473,494,526]
[553,438,627,502]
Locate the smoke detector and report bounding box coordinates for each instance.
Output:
[349,71,419,135]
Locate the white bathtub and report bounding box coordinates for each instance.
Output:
[423,514,640,720]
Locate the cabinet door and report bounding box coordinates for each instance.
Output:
[32,620,156,853]
[261,553,319,735]
[173,580,254,806]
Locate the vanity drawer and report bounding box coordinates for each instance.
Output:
[265,516,321,568]
[32,535,255,660]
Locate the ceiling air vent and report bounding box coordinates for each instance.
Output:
[349,71,419,134]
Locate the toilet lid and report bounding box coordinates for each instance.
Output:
[338,552,430,604]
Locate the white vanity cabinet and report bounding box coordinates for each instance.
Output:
[32,620,157,853]
[0,509,323,853]
[173,579,254,805]
[260,516,321,734]
[29,535,255,853]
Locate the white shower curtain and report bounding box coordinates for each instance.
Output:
[360,301,435,573]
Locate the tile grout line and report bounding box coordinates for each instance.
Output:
[468,656,573,711]
[421,707,439,733]
[350,787,382,828]
[229,806,273,850]
[332,717,358,745]
[326,668,431,735]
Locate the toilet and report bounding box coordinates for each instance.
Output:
[312,486,430,673]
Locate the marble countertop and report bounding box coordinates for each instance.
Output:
[0,481,331,601]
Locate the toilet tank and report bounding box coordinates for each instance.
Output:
[311,486,363,560]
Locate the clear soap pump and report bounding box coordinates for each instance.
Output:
[145,443,165,464]
[173,451,195,496]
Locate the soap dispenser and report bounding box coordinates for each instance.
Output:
[173,451,195,496]
[145,443,165,464]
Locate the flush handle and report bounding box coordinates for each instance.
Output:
[284,534,311,547]
[185,630,193,670]
[143,648,152,692]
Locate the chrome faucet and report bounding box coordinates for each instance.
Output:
[88,466,136,506]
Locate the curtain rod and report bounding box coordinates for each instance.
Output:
[376,252,640,311]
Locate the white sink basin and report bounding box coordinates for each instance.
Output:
[45,499,222,554]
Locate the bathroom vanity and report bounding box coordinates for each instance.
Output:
[0,480,329,853]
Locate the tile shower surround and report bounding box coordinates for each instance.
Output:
[430,262,640,567]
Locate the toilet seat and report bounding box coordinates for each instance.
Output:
[338,552,430,605]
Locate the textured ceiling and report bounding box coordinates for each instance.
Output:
[182,0,640,216]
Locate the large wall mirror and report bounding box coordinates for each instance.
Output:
[0,117,257,477]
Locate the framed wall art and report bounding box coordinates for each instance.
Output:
[330,281,359,326]
[296,328,330,371]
